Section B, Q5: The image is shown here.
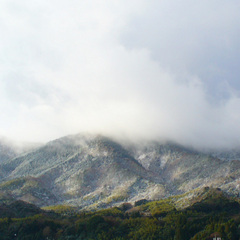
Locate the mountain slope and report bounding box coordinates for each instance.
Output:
[127,141,236,194]
[0,139,18,164]
[0,135,166,207]
[0,134,239,209]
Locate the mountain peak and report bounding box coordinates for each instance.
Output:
[0,133,239,209]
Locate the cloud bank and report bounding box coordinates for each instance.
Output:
[0,0,240,149]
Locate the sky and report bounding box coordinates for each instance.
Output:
[0,0,240,149]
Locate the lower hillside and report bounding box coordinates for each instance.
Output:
[0,187,240,240]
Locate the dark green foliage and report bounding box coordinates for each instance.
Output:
[119,202,133,211]
[134,199,148,207]
[188,195,240,213]
[1,191,240,240]
[0,200,44,218]
[96,207,124,217]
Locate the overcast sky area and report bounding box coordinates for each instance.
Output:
[0,0,240,149]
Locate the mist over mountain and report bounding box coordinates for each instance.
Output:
[0,0,240,215]
[1,1,240,238]
[1,0,240,150]
[0,133,240,210]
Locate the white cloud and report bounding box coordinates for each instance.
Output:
[0,0,240,149]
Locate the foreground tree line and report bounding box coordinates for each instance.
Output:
[0,188,240,240]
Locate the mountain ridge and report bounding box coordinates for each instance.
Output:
[0,133,239,209]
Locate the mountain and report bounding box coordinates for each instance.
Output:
[0,133,239,209]
[0,135,165,208]
[0,138,41,181]
[210,149,240,161]
[0,139,18,164]
[0,138,41,163]
[127,141,238,194]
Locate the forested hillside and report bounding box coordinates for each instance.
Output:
[0,187,239,240]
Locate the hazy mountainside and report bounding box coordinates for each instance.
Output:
[0,134,239,209]
[0,138,41,164]
[0,138,41,181]
[127,142,238,194]
[0,139,20,180]
[0,135,165,208]
[0,140,18,164]
[210,149,240,161]
[0,177,58,206]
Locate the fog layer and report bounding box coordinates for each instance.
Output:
[0,0,240,149]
